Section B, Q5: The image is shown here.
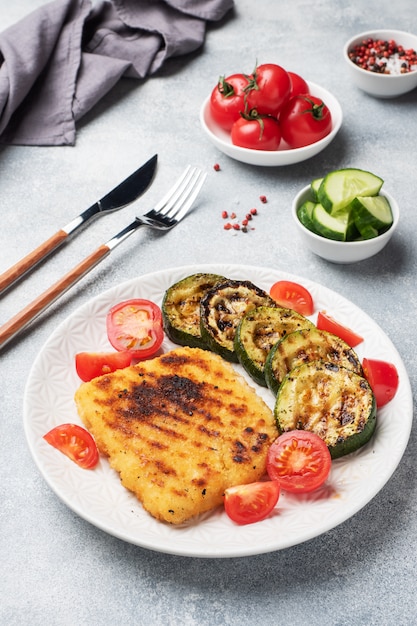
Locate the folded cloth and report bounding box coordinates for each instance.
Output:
[0,0,234,146]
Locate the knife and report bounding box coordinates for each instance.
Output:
[0,153,158,296]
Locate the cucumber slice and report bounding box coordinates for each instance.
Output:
[234,306,314,386]
[351,195,393,235]
[310,177,324,202]
[297,200,316,232]
[318,168,384,215]
[274,360,376,459]
[312,203,358,241]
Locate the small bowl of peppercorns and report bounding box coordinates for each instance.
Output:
[344,29,417,98]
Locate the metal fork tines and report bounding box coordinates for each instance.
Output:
[0,166,206,351]
[108,166,206,249]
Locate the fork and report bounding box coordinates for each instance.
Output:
[0,166,206,351]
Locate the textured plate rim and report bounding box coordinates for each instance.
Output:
[23,264,413,558]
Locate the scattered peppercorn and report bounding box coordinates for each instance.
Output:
[233,223,240,230]
[224,222,232,230]
[213,163,221,171]
[250,208,257,215]
[259,195,267,203]
[222,210,228,218]
[230,212,236,219]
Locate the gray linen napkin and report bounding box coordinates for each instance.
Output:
[0,0,234,146]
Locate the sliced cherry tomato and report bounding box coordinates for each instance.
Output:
[224,480,280,525]
[269,280,314,316]
[288,71,309,98]
[43,423,99,469]
[245,63,291,116]
[75,351,132,382]
[267,430,331,493]
[317,311,363,348]
[106,299,164,359]
[210,73,249,130]
[362,358,399,407]
[279,94,332,148]
[231,113,281,150]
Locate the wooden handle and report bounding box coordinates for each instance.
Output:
[0,244,110,350]
[0,229,69,295]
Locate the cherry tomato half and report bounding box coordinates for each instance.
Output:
[210,73,249,131]
[362,358,399,408]
[75,351,132,382]
[267,430,331,493]
[43,423,99,469]
[224,480,280,525]
[106,299,164,359]
[269,280,314,316]
[245,63,291,116]
[287,71,309,98]
[231,114,281,151]
[316,311,363,348]
[280,94,332,148]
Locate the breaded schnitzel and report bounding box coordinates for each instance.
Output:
[74,346,277,524]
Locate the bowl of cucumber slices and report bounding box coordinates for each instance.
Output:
[292,168,400,263]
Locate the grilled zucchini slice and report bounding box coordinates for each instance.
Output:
[274,361,376,459]
[265,327,363,395]
[234,306,314,386]
[200,279,276,362]
[162,273,225,348]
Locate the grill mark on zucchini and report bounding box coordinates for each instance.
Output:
[265,327,363,395]
[162,273,225,349]
[234,306,315,386]
[200,280,276,362]
[274,361,376,459]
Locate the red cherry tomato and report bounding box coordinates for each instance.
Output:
[224,480,280,525]
[106,299,164,359]
[267,430,331,493]
[288,71,309,98]
[43,424,99,469]
[75,351,132,382]
[316,311,363,348]
[280,94,332,148]
[231,114,281,150]
[245,63,291,116]
[209,73,249,131]
[269,280,314,316]
[362,358,399,407]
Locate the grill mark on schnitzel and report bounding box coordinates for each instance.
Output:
[75,346,277,524]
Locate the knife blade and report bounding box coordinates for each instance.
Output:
[0,153,158,296]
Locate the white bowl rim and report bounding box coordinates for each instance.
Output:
[200,81,343,166]
[344,29,417,80]
[292,185,400,247]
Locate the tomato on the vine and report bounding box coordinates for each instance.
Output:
[224,480,280,525]
[269,280,314,316]
[288,71,309,98]
[280,94,332,148]
[231,112,281,150]
[316,311,363,348]
[210,73,248,130]
[362,358,399,407]
[75,351,132,382]
[267,430,331,493]
[43,423,99,469]
[106,299,164,359]
[244,63,291,116]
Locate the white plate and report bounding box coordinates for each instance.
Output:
[199,82,343,166]
[24,264,412,558]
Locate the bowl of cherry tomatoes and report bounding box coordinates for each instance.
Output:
[199,63,343,166]
[344,30,417,98]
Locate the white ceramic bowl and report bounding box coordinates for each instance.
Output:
[344,30,417,98]
[199,82,342,167]
[292,186,399,264]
